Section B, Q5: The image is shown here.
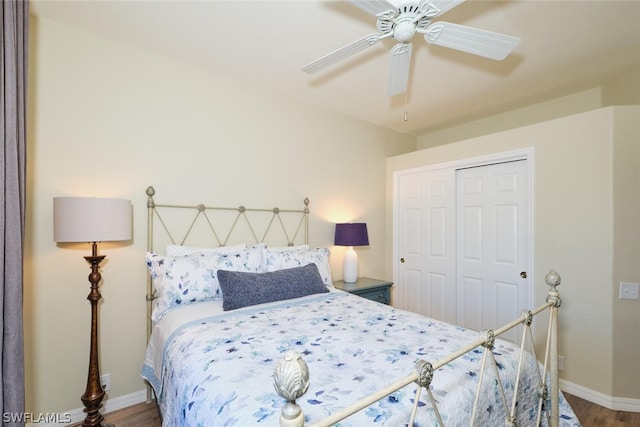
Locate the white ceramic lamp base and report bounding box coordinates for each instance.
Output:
[343,246,358,283]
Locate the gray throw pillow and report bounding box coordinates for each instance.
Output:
[218,263,329,311]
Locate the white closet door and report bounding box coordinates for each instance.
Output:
[395,169,456,323]
[456,160,529,342]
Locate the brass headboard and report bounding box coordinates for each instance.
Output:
[144,185,310,400]
[146,186,309,251]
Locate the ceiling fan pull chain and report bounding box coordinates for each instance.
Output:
[404,92,409,122]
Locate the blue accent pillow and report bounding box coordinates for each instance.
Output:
[218,263,329,311]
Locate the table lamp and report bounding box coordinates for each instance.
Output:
[334,222,369,283]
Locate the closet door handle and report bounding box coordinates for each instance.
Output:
[400,258,405,263]
[520,271,527,278]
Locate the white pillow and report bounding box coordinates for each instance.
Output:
[165,243,246,257]
[146,245,264,322]
[266,244,309,252]
[264,247,333,286]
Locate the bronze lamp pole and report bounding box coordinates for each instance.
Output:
[81,242,111,427]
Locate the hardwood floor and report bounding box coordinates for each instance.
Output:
[563,393,640,427]
[70,401,161,427]
[91,393,639,426]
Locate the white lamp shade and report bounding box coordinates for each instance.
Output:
[53,197,132,243]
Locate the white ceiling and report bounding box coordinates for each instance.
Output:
[30,0,640,136]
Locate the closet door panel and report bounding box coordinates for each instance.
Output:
[456,160,529,342]
[396,169,456,322]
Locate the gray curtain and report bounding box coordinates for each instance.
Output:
[1,0,28,425]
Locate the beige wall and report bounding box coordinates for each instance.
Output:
[387,106,640,401]
[25,16,415,415]
[417,67,640,149]
[612,108,640,398]
[603,67,640,107]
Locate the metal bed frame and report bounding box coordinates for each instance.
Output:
[143,186,564,426]
[144,185,310,401]
[274,271,563,427]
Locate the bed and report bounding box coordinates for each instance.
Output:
[141,187,580,426]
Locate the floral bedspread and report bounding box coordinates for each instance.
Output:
[142,290,580,426]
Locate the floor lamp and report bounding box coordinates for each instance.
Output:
[53,197,132,427]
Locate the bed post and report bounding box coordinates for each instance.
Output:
[274,351,310,427]
[304,198,309,245]
[545,270,562,427]
[145,186,156,403]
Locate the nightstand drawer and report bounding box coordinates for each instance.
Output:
[351,287,391,305]
[333,277,393,305]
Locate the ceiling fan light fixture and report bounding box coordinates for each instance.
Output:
[394,20,417,42]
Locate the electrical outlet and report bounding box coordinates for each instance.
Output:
[558,355,565,372]
[619,282,640,300]
[100,373,111,392]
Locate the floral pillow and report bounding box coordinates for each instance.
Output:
[146,245,264,322]
[264,247,333,286]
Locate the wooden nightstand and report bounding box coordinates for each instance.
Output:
[333,277,393,305]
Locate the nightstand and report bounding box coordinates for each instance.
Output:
[333,277,393,305]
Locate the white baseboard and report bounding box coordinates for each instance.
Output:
[104,389,150,416]
[25,389,149,427]
[24,382,638,426]
[561,379,640,413]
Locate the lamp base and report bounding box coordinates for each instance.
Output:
[81,421,114,427]
[343,247,358,283]
[81,247,115,427]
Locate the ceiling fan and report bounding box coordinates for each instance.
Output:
[302,0,521,96]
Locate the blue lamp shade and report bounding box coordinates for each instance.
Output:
[334,223,368,283]
[334,223,369,247]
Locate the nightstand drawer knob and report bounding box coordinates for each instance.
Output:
[400,258,405,263]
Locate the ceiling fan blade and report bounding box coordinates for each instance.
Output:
[423,21,521,60]
[423,0,467,18]
[388,42,413,96]
[349,0,397,18]
[302,33,384,74]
